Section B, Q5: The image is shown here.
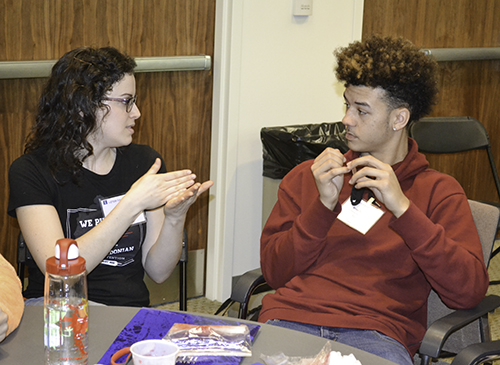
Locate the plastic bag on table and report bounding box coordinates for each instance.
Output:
[163,323,252,357]
[260,342,362,365]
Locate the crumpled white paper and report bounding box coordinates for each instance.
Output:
[328,350,362,365]
[260,342,362,365]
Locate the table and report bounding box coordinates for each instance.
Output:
[0,306,397,365]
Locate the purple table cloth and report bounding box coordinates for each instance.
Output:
[98,307,260,365]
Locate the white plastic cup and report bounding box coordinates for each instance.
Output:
[130,340,179,365]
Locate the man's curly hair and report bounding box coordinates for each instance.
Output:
[334,36,439,123]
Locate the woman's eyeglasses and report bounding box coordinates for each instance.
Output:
[102,95,137,113]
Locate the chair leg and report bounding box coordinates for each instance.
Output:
[17,233,26,281]
[419,354,432,365]
[238,302,249,320]
[491,245,500,259]
[179,261,187,311]
[489,232,500,284]
[17,262,25,282]
[178,230,188,311]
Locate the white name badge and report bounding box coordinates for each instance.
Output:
[337,197,384,235]
[100,194,147,225]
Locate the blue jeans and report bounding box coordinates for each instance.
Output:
[266,319,413,365]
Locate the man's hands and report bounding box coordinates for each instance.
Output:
[347,155,409,217]
[311,149,409,217]
[311,148,349,210]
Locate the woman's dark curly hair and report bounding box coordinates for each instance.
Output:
[334,36,439,124]
[24,46,136,182]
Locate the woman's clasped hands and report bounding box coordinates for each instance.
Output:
[127,158,213,218]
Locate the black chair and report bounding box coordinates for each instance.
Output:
[410,116,500,247]
[225,200,500,365]
[410,116,500,286]
[17,230,189,310]
[409,117,500,202]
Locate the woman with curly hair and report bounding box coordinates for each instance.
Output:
[259,36,487,364]
[8,46,212,307]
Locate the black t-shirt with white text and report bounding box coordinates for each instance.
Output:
[8,143,166,306]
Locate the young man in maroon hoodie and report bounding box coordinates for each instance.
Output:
[259,36,488,365]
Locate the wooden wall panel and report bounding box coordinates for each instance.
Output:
[0,1,215,59]
[362,0,500,47]
[362,0,500,203]
[1,79,47,267]
[0,0,215,267]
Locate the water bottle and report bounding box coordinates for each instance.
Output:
[44,238,88,365]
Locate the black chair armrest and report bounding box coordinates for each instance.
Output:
[230,268,271,319]
[450,340,500,365]
[419,295,500,359]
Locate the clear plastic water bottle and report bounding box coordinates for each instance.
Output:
[44,238,88,365]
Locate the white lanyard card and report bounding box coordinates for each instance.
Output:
[100,194,147,225]
[337,197,384,235]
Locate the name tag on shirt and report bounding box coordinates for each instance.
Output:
[337,197,384,234]
[100,194,147,225]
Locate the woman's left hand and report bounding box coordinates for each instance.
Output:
[163,179,213,217]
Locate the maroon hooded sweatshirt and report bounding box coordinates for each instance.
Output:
[259,138,489,356]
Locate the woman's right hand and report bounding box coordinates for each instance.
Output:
[127,158,197,212]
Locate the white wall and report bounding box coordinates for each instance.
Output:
[207,0,364,301]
